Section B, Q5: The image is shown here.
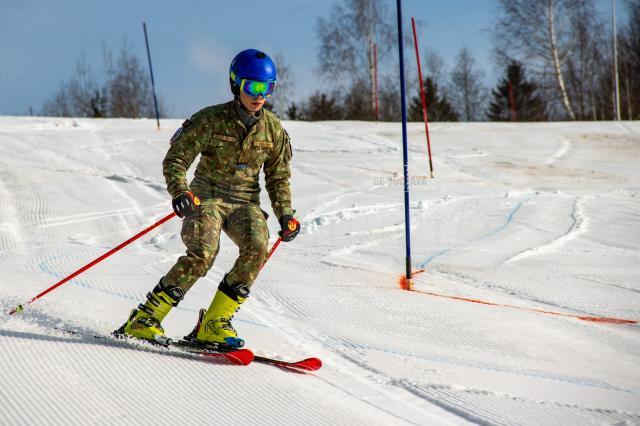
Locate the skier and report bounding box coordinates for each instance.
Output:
[118,49,299,350]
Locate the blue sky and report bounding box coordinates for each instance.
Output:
[0,0,622,117]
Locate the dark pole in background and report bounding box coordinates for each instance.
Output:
[143,22,161,130]
[612,0,621,121]
[374,43,379,121]
[396,0,413,290]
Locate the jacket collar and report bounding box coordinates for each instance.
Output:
[230,98,263,130]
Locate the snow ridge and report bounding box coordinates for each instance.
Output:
[507,196,588,262]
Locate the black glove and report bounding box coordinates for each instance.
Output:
[278,215,300,242]
[172,191,200,218]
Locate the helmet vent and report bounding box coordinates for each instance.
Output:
[256,51,266,59]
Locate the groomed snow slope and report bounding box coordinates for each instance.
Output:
[0,117,639,425]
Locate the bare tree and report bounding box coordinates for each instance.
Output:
[271,54,295,117]
[619,0,640,119]
[546,0,576,119]
[42,42,164,118]
[316,0,395,118]
[106,43,155,118]
[42,82,72,117]
[378,74,401,121]
[493,0,578,120]
[449,47,486,121]
[68,56,108,117]
[423,50,447,92]
[563,1,609,120]
[42,56,108,118]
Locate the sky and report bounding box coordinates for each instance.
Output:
[0,0,625,117]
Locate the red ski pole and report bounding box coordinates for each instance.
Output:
[411,17,435,178]
[260,218,299,271]
[261,238,282,272]
[8,212,177,315]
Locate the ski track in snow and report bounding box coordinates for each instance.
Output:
[507,196,588,262]
[1,118,640,425]
[418,192,539,268]
[545,138,572,166]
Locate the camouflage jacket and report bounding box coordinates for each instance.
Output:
[163,101,294,218]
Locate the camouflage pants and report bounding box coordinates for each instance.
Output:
[163,198,269,293]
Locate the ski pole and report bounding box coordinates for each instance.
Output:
[260,218,299,271]
[8,212,177,315]
[261,238,282,272]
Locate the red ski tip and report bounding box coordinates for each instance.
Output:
[253,355,323,372]
[223,348,254,365]
[201,348,254,366]
[293,357,323,371]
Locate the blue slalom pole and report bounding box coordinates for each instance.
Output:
[143,22,161,130]
[396,0,413,289]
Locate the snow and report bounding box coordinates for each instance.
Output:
[0,116,639,425]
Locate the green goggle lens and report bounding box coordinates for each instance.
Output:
[241,79,276,98]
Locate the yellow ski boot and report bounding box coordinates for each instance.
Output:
[184,276,248,350]
[116,279,184,346]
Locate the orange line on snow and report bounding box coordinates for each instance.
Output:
[398,272,637,325]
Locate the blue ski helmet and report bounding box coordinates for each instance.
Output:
[229,49,277,96]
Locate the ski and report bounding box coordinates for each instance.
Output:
[174,339,321,372]
[58,328,254,366]
[57,328,320,371]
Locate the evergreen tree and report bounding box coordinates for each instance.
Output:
[488,61,545,121]
[409,78,459,122]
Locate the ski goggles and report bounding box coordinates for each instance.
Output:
[241,79,276,98]
[230,70,276,98]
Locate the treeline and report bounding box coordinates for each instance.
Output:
[41,0,640,122]
[280,0,640,122]
[491,0,639,121]
[42,43,164,118]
